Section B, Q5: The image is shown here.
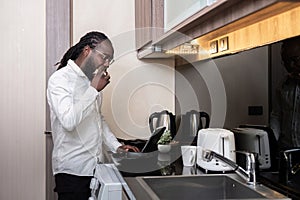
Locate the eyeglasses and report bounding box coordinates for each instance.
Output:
[94,49,114,65]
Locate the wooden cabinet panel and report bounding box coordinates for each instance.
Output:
[152,0,164,41]
[135,0,152,49]
[46,0,71,199]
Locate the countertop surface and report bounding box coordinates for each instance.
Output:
[105,141,299,199]
[259,172,300,200]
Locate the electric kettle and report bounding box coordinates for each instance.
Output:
[179,110,210,145]
[149,110,176,137]
[185,110,210,137]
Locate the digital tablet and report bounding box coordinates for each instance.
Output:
[141,126,166,153]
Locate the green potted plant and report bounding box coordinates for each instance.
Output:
[157,130,172,153]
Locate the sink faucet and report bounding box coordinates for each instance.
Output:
[279,148,300,183]
[202,149,257,185]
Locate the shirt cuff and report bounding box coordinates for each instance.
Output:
[87,86,99,97]
[112,141,123,152]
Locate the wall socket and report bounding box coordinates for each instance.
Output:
[248,106,263,115]
[209,40,218,54]
[219,36,229,51]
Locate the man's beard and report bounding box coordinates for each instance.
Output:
[81,57,97,81]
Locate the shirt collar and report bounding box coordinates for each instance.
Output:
[67,59,86,77]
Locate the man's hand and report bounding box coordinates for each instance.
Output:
[91,70,110,92]
[117,145,140,153]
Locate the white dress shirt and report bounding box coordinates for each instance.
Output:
[47,59,121,176]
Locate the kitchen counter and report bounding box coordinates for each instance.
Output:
[105,142,298,199]
[259,172,300,200]
[106,143,186,177]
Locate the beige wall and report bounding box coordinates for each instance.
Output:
[0,1,174,198]
[0,0,46,200]
[73,0,175,139]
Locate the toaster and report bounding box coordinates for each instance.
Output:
[197,128,236,172]
[232,127,271,169]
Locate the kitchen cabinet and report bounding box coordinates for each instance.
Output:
[46,0,71,200]
[164,0,217,30]
[135,0,152,50]
[135,0,300,60]
[135,0,164,53]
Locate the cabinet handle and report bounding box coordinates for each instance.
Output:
[44,131,52,135]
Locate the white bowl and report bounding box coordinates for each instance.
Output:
[158,144,171,153]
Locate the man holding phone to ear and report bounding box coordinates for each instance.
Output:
[47,31,139,200]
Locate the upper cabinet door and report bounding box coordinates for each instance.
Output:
[164,0,216,30]
[135,0,152,50]
[135,0,165,50]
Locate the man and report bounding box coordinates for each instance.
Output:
[47,31,139,200]
[271,36,300,150]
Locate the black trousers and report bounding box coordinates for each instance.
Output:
[54,173,93,200]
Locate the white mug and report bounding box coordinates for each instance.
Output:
[182,166,196,175]
[181,146,197,166]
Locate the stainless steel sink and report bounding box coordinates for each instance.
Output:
[135,174,290,200]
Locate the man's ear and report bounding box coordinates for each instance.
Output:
[83,45,91,57]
